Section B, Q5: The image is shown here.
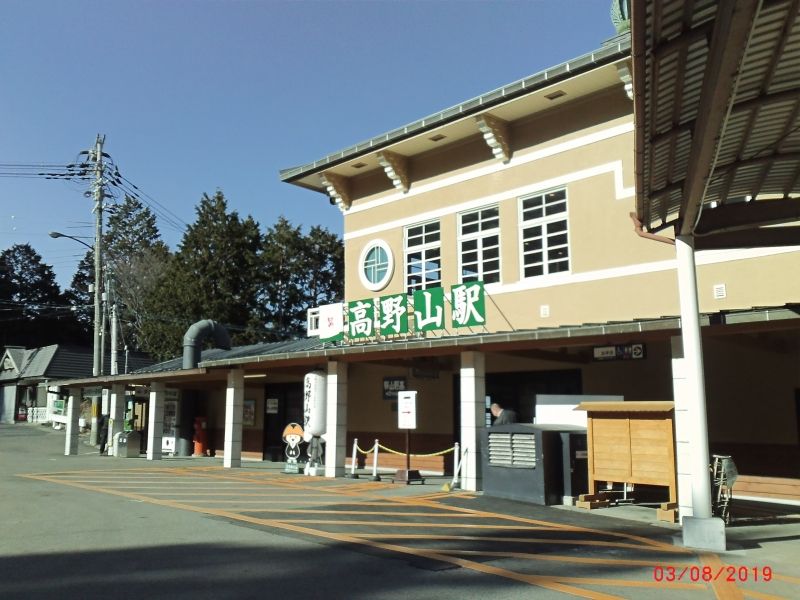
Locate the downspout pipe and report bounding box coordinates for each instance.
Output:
[182,320,232,369]
[630,212,676,245]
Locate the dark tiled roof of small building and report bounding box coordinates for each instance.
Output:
[133,338,325,374]
[0,344,154,382]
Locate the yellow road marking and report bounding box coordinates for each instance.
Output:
[772,573,800,585]
[25,468,718,598]
[208,508,483,517]
[349,533,689,553]
[701,553,744,600]
[31,466,689,555]
[273,519,582,529]
[144,492,346,498]
[21,472,623,599]
[742,591,790,600]
[443,549,697,568]
[373,494,686,553]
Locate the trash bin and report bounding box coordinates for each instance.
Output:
[113,431,141,458]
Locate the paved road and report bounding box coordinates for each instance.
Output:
[2,424,798,599]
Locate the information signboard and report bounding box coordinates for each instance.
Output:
[397,391,417,429]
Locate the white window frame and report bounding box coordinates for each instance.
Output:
[358,239,394,292]
[518,188,570,280]
[404,220,442,294]
[457,205,501,284]
[306,307,320,337]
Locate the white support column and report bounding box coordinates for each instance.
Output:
[459,351,486,492]
[109,383,126,455]
[64,387,80,456]
[325,361,348,478]
[675,236,725,551]
[147,382,165,461]
[675,236,712,518]
[224,369,244,468]
[671,336,695,519]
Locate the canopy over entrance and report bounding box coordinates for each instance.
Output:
[632,0,800,249]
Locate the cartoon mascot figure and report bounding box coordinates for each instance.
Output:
[282,422,305,473]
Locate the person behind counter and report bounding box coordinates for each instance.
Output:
[490,402,518,425]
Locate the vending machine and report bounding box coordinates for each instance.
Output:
[162,389,180,454]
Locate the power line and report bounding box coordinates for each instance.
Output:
[1,147,188,238]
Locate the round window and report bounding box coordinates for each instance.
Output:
[359,239,394,291]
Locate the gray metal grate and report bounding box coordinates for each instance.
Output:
[488,432,537,468]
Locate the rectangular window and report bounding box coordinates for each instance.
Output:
[458,206,500,284]
[306,307,320,336]
[405,220,441,294]
[520,189,569,278]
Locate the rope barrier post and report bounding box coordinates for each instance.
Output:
[442,442,461,492]
[371,438,381,482]
[451,442,461,488]
[347,438,359,479]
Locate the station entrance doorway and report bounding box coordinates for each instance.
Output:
[263,383,303,461]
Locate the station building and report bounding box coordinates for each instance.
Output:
[57,28,800,512]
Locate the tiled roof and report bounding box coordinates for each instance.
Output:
[0,344,154,382]
[5,347,25,371]
[134,338,326,374]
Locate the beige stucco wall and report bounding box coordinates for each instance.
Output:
[338,84,800,335]
[347,363,454,436]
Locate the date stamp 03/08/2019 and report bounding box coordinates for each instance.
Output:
[653,565,773,583]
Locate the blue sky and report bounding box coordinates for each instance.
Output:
[1,0,617,288]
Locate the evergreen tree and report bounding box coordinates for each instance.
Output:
[301,224,344,308]
[105,196,171,354]
[64,250,94,332]
[261,217,306,339]
[67,195,171,355]
[261,218,344,338]
[0,244,86,346]
[140,191,263,359]
[105,195,165,262]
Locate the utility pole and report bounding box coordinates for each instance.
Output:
[89,134,105,447]
[110,276,119,376]
[92,134,105,377]
[100,268,108,375]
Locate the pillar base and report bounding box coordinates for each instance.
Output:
[682,516,726,552]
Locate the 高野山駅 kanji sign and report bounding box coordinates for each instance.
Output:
[321,281,486,343]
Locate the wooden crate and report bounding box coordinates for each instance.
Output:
[576,401,677,522]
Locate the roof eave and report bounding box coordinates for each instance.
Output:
[279,36,632,190]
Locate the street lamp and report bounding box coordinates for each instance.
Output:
[50,229,104,447]
[49,231,92,250]
[50,230,101,377]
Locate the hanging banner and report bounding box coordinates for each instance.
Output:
[319,302,344,342]
[348,299,375,339]
[316,283,488,343]
[378,293,408,336]
[451,281,485,328]
[413,287,445,332]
